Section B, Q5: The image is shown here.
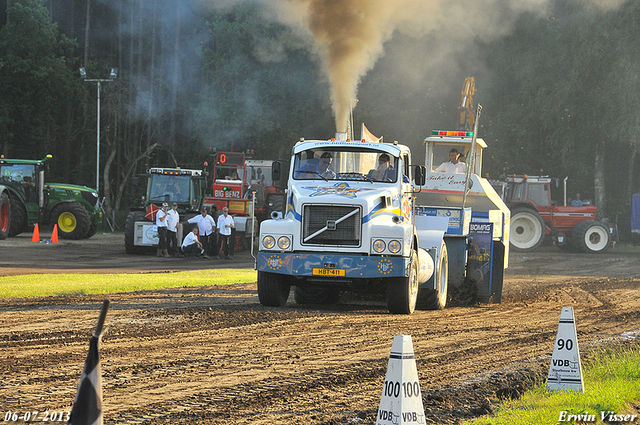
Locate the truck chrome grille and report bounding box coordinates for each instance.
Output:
[302,205,361,246]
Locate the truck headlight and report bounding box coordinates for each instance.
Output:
[388,240,401,253]
[262,235,276,249]
[277,236,291,250]
[373,239,386,253]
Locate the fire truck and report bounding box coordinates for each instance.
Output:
[203,151,285,249]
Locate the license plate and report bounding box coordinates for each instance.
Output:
[312,268,346,276]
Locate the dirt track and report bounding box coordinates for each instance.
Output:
[1,233,639,424]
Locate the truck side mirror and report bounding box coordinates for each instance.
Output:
[132,176,139,186]
[414,165,426,186]
[272,161,281,182]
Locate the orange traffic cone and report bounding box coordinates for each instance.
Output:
[31,223,40,242]
[51,224,59,243]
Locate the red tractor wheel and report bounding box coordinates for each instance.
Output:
[571,220,610,253]
[510,207,546,252]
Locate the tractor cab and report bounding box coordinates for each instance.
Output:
[147,168,206,212]
[424,130,486,175]
[501,175,554,208]
[0,156,49,218]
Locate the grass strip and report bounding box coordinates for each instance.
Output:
[466,344,640,424]
[0,269,257,299]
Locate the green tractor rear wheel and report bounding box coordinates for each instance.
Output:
[0,192,10,240]
[8,192,27,237]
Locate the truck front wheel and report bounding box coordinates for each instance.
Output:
[386,251,419,314]
[510,207,545,251]
[257,271,291,307]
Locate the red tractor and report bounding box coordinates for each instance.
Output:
[492,175,616,253]
[203,152,285,249]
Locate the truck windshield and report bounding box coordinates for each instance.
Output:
[293,148,398,182]
[149,174,191,203]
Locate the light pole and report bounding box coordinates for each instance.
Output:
[79,67,117,193]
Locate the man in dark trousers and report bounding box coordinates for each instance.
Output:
[216,206,235,260]
[156,202,169,257]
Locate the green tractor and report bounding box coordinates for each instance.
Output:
[124,167,207,254]
[0,155,103,240]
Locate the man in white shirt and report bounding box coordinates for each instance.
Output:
[216,206,235,260]
[181,227,203,258]
[187,207,216,259]
[435,149,466,174]
[156,202,169,258]
[166,203,181,257]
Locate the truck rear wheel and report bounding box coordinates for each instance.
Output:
[125,211,147,254]
[572,220,610,253]
[417,242,448,310]
[294,287,340,305]
[257,271,290,307]
[51,202,91,239]
[8,192,27,237]
[510,207,545,251]
[386,251,419,314]
[0,192,10,240]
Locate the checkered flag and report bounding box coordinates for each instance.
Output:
[68,300,110,425]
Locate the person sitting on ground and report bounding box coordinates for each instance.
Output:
[186,207,216,259]
[181,227,204,258]
[435,148,466,174]
[367,153,396,182]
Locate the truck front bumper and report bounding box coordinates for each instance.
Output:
[256,252,410,279]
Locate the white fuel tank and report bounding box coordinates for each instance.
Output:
[417,248,434,284]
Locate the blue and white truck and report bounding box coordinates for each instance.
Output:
[256,129,509,314]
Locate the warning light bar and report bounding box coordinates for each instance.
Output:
[149,168,202,177]
[430,130,474,137]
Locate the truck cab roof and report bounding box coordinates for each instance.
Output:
[293,139,410,157]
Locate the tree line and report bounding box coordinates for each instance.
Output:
[0,0,638,234]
